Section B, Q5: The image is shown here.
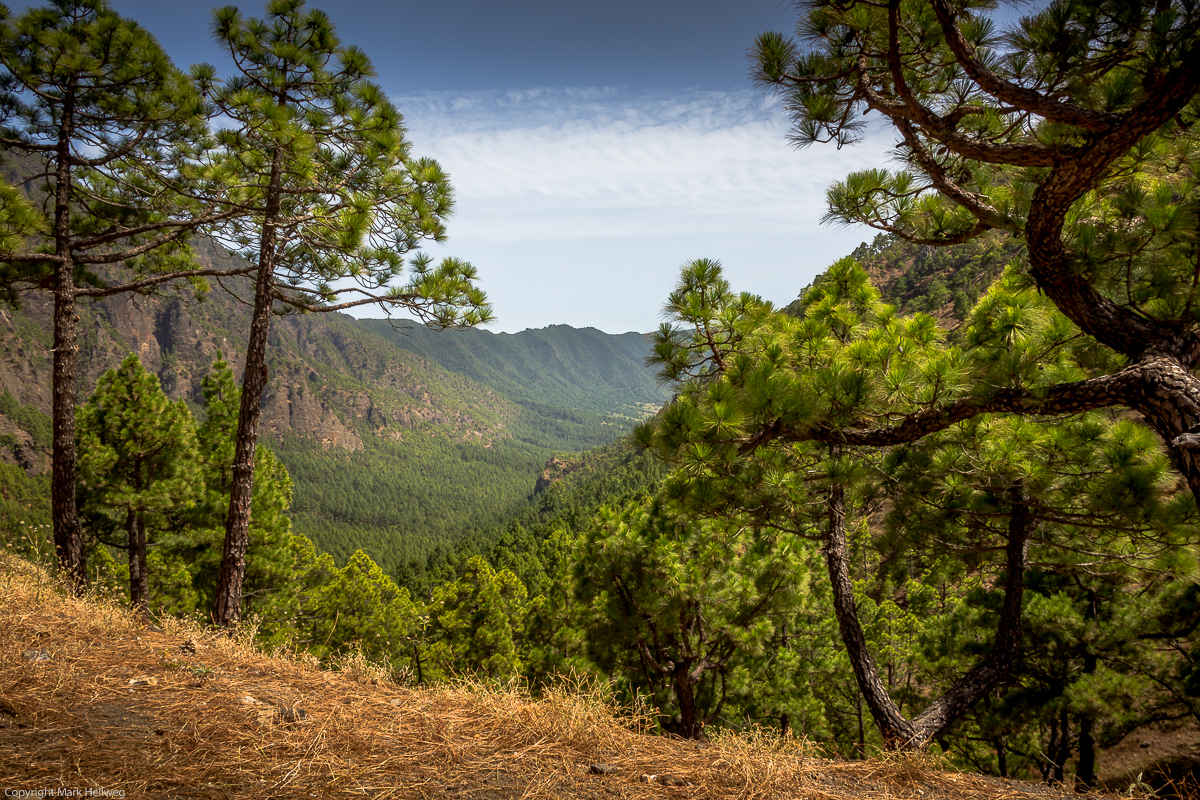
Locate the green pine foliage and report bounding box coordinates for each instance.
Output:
[149,356,297,622]
[77,355,200,522]
[511,526,595,689]
[77,355,201,608]
[288,546,422,675]
[840,233,1025,320]
[425,555,528,681]
[575,498,809,739]
[626,252,1200,762]
[66,354,296,619]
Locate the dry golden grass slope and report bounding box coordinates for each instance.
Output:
[0,555,1126,800]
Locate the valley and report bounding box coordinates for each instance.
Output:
[0,241,670,573]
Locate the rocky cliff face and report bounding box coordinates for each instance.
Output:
[0,241,519,471]
[533,456,581,494]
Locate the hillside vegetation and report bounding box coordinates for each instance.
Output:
[3,231,1196,793]
[788,232,1024,326]
[0,244,669,571]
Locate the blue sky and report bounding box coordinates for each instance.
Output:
[102,0,897,333]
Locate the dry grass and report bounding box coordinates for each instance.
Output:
[0,554,1123,799]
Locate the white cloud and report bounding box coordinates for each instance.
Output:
[372,87,895,333]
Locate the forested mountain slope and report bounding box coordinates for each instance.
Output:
[363,320,666,422]
[0,239,670,573]
[790,232,1024,326]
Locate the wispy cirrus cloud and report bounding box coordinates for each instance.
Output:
[381,87,893,333]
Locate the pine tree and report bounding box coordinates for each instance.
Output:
[76,354,199,610]
[149,354,295,624]
[510,526,595,689]
[883,395,1200,780]
[0,0,247,589]
[426,555,527,680]
[575,499,806,739]
[749,0,1200,501]
[295,548,421,673]
[639,257,1198,749]
[730,552,849,747]
[197,0,492,627]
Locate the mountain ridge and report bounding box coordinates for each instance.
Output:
[0,238,671,572]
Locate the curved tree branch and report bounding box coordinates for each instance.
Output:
[740,363,1146,454]
[929,0,1120,132]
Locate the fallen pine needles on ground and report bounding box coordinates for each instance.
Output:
[0,554,1128,799]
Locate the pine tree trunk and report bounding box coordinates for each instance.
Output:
[1053,707,1070,784]
[1076,715,1096,792]
[823,480,919,746]
[671,666,702,739]
[135,513,149,612]
[1076,594,1099,792]
[1121,356,1200,501]
[212,145,283,628]
[822,478,1030,749]
[906,484,1029,739]
[50,85,86,592]
[126,509,148,612]
[51,273,86,590]
[125,508,138,606]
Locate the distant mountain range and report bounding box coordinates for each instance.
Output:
[0,239,671,572]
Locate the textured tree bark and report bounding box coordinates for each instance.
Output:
[1052,707,1070,785]
[125,509,138,607]
[1129,357,1200,501]
[670,664,702,739]
[823,480,918,745]
[50,85,87,592]
[212,145,283,629]
[51,268,86,591]
[823,480,1030,749]
[779,621,792,738]
[1076,712,1096,791]
[126,510,148,612]
[753,364,1147,455]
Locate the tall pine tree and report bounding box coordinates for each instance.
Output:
[197,0,492,627]
[640,257,1197,749]
[0,0,246,589]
